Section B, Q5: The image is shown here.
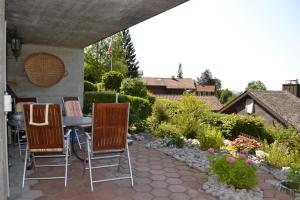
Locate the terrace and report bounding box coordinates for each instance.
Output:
[0,1,298,200]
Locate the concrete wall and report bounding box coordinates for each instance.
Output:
[0,0,8,198]
[7,44,84,105]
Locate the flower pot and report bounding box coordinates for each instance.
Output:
[279,181,300,197]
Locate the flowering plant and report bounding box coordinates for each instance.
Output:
[231,135,261,154]
[208,149,257,189]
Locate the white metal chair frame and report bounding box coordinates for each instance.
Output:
[84,103,134,192]
[22,104,72,188]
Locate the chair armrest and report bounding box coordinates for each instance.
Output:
[64,129,72,138]
[85,132,91,140]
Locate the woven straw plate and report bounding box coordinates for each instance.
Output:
[24,53,66,87]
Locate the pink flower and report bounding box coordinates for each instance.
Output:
[226,157,236,164]
[208,148,215,154]
[238,153,247,159]
[247,159,254,166]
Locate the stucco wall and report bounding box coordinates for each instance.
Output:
[7,44,84,104]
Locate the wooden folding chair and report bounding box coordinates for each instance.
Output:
[84,103,133,192]
[22,104,71,188]
[14,97,37,156]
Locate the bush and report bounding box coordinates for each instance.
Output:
[209,154,257,189]
[201,113,269,140]
[262,141,300,168]
[151,99,180,123]
[231,135,261,154]
[265,124,300,151]
[84,91,152,131]
[197,126,224,150]
[155,122,184,147]
[84,81,97,91]
[120,78,148,98]
[95,82,105,91]
[102,71,124,91]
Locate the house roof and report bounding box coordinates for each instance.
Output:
[219,90,300,131]
[196,85,215,92]
[154,94,223,111]
[142,77,195,89]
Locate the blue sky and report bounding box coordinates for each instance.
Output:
[130,0,300,92]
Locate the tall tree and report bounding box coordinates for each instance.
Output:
[196,69,222,90]
[245,80,267,91]
[84,33,127,83]
[122,29,139,78]
[177,63,183,78]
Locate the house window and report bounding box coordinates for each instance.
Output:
[245,99,254,114]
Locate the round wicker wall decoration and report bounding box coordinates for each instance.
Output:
[24,53,66,87]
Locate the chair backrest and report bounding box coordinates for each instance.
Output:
[92,103,129,153]
[15,97,37,113]
[23,104,64,152]
[62,97,83,117]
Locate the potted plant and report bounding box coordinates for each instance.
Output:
[280,167,300,196]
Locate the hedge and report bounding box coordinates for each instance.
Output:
[201,112,271,141]
[83,91,152,126]
[84,81,97,91]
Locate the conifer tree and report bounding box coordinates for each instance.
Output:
[122,29,139,77]
[177,63,183,78]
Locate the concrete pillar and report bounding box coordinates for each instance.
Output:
[0,0,8,199]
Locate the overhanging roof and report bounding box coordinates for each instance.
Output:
[6,0,189,48]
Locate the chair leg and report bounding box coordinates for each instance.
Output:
[22,146,29,188]
[32,153,36,171]
[117,153,122,172]
[126,142,134,187]
[75,130,82,150]
[88,143,93,192]
[17,130,22,156]
[64,150,69,187]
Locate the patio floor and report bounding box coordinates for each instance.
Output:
[9,141,295,200]
[10,141,217,200]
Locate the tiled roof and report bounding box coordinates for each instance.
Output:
[196,85,215,92]
[142,77,195,89]
[220,90,300,131]
[154,94,223,111]
[250,91,300,131]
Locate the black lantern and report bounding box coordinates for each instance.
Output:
[11,34,22,61]
[8,26,22,60]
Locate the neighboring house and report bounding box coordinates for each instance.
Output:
[219,90,300,131]
[155,95,223,111]
[142,77,222,111]
[142,77,196,95]
[196,85,215,96]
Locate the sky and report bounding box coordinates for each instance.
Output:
[130,0,300,92]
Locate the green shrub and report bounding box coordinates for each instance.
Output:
[265,124,300,151]
[102,71,124,91]
[83,91,152,131]
[84,81,97,91]
[197,126,224,150]
[151,99,180,123]
[120,78,148,98]
[155,122,184,147]
[209,154,257,189]
[262,141,300,168]
[201,113,269,140]
[95,82,105,91]
[146,95,156,105]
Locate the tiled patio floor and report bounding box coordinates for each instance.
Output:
[10,141,295,200]
[17,142,217,200]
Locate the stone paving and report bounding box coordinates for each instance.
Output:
[16,142,217,200]
[9,141,295,200]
